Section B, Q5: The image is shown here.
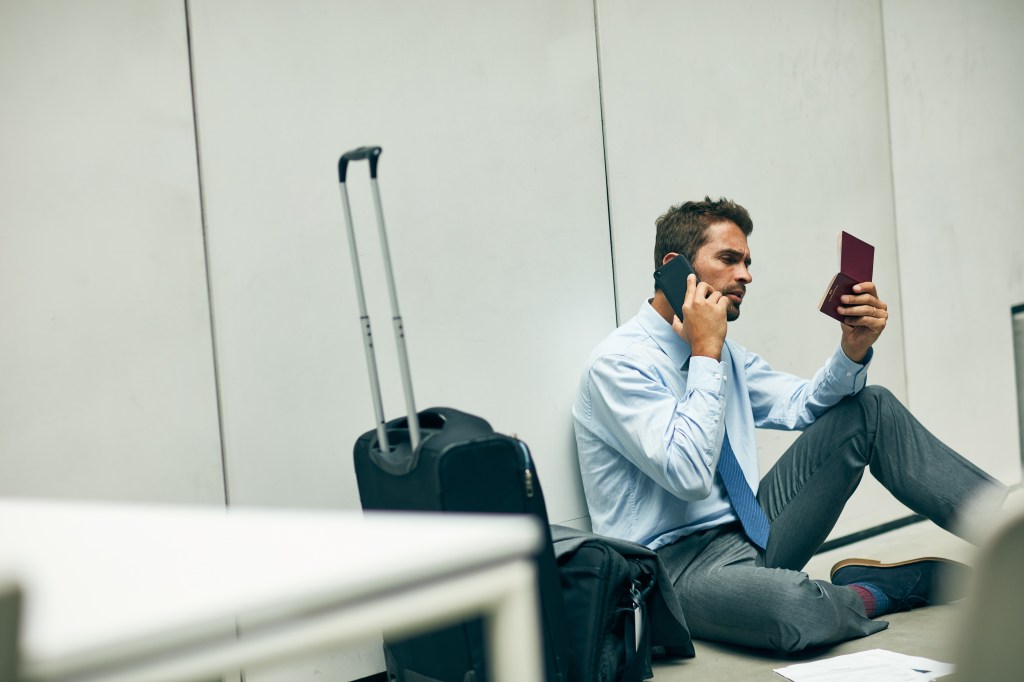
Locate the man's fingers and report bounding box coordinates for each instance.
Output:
[683,273,697,305]
[842,316,876,328]
[838,285,888,319]
[841,308,888,328]
[838,304,888,319]
[684,282,728,315]
[842,288,887,311]
[841,294,884,306]
[694,281,726,302]
[852,281,879,297]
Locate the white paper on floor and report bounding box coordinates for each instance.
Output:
[773,648,954,681]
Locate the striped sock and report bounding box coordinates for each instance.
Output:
[849,582,891,618]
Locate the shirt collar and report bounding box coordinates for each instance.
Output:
[636,299,693,370]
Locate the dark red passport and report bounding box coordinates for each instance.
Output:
[818,231,875,322]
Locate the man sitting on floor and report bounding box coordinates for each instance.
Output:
[572,197,1008,651]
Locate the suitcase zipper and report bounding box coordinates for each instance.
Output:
[630,561,655,651]
[630,577,643,650]
[512,436,535,498]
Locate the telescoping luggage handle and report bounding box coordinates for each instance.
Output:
[337,146,421,453]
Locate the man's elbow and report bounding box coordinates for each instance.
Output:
[684,479,715,501]
[665,470,716,501]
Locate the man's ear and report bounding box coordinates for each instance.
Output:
[662,252,678,266]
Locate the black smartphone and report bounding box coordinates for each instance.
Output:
[653,253,698,321]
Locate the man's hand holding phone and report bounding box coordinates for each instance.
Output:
[676,274,729,361]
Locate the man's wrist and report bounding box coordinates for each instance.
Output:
[840,342,873,366]
[691,343,723,361]
[841,344,866,364]
[843,337,868,364]
[690,335,725,361]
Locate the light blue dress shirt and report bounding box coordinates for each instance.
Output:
[573,300,872,550]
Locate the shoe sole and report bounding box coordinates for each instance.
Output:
[829,556,968,581]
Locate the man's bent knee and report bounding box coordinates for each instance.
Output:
[856,384,897,406]
[833,385,902,434]
[763,577,878,652]
[741,573,857,652]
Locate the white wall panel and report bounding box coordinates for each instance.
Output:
[189,0,610,518]
[883,0,1023,485]
[597,0,912,535]
[188,1,610,677]
[0,1,225,503]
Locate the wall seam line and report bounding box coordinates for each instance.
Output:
[879,0,912,403]
[592,0,619,328]
[184,0,232,509]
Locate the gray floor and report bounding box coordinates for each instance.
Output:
[650,521,976,681]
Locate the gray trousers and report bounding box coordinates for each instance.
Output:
[656,385,1007,652]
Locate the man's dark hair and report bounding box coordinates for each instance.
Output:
[654,197,754,274]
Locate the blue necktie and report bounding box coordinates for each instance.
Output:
[717,432,771,550]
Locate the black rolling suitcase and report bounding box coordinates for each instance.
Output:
[336,147,569,682]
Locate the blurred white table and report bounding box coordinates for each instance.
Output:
[0,499,543,682]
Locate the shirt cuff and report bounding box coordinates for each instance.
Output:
[831,345,872,392]
[686,355,727,395]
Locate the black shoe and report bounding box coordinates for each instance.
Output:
[830,557,972,612]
